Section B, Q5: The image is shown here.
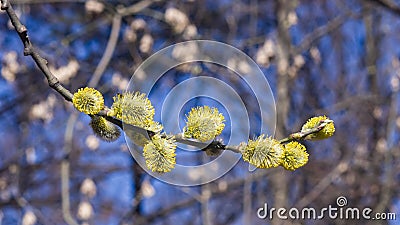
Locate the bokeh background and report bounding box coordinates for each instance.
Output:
[1,0,400,224]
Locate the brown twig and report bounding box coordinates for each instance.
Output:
[0,1,78,223]
[1,0,73,101]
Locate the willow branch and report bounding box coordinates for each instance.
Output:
[1,0,73,101]
[157,119,334,155]
[1,0,333,157]
[1,3,78,224]
[0,0,232,154]
[0,0,150,138]
[163,118,333,155]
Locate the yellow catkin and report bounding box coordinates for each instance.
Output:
[108,92,155,127]
[281,141,309,171]
[301,116,335,140]
[183,106,225,142]
[72,87,104,115]
[89,116,121,142]
[143,134,177,173]
[242,135,284,169]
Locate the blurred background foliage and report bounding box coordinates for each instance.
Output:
[0,0,400,224]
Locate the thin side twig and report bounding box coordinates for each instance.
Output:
[364,0,400,16]
[61,113,80,225]
[279,119,334,144]
[88,14,121,88]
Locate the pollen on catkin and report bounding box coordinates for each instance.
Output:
[126,121,163,147]
[183,106,225,142]
[301,115,335,140]
[108,92,155,127]
[281,141,309,171]
[242,135,284,169]
[89,116,121,142]
[143,134,177,173]
[72,87,104,115]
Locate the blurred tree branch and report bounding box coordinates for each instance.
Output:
[294,159,350,209]
[2,1,396,224]
[271,1,293,223]
[133,169,277,225]
[0,1,157,224]
[61,114,79,225]
[88,14,121,88]
[365,0,400,16]
[293,9,358,55]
